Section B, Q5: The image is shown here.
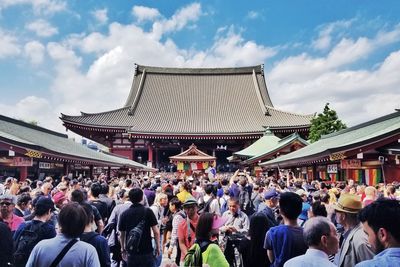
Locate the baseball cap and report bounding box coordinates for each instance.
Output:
[35,196,56,211]
[264,189,280,200]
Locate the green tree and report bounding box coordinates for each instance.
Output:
[308,103,346,143]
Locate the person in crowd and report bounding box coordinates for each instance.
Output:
[150,192,169,266]
[89,183,109,224]
[251,184,263,212]
[0,220,13,267]
[178,196,199,263]
[221,197,250,235]
[355,198,400,267]
[70,188,105,233]
[13,197,57,267]
[168,197,186,265]
[26,202,100,266]
[385,185,398,200]
[219,187,231,214]
[0,194,24,232]
[119,188,160,267]
[333,194,374,267]
[190,212,229,267]
[177,181,193,203]
[296,189,311,227]
[259,188,280,227]
[13,192,32,217]
[99,183,116,221]
[80,202,111,267]
[202,184,221,215]
[240,212,271,267]
[143,181,156,206]
[284,216,339,267]
[264,192,307,267]
[307,201,328,218]
[362,186,377,207]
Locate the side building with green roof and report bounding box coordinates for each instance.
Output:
[260,111,400,185]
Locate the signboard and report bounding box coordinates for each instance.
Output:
[39,162,51,169]
[12,157,33,167]
[341,159,361,169]
[301,167,307,174]
[327,164,338,174]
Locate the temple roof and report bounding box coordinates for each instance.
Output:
[242,132,309,165]
[232,129,281,158]
[0,115,152,169]
[61,64,313,137]
[260,111,400,168]
[170,144,216,162]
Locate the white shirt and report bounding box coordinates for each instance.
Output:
[284,248,336,267]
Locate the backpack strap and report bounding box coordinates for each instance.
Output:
[49,239,78,267]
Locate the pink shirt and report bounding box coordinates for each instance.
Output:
[4,214,24,231]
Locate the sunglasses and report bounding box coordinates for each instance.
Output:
[0,202,12,206]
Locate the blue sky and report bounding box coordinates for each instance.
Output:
[1,0,400,135]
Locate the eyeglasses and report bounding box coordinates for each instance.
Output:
[0,202,12,206]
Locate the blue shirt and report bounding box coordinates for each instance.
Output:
[355,248,400,267]
[264,225,307,267]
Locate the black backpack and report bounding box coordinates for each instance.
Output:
[14,221,45,267]
[126,208,147,254]
[197,196,214,215]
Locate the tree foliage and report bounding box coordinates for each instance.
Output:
[308,103,347,143]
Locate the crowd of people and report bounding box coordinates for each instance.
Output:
[0,169,399,267]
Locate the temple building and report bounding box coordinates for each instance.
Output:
[61,64,313,169]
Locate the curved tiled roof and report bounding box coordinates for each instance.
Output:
[61,64,313,136]
[0,115,150,169]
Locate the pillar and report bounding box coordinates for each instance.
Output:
[19,166,28,181]
[148,144,153,167]
[89,165,94,179]
[107,166,111,180]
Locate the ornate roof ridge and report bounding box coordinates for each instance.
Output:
[265,105,315,119]
[61,106,130,119]
[134,63,264,75]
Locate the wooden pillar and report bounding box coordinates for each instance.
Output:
[19,166,28,181]
[155,147,159,169]
[89,165,94,179]
[148,144,153,167]
[63,163,69,176]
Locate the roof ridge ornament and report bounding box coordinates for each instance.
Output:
[262,126,273,136]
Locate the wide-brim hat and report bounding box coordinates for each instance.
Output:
[333,194,362,214]
[182,196,198,208]
[212,215,228,230]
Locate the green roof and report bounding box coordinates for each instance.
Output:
[260,111,400,168]
[0,115,151,170]
[243,132,308,165]
[233,129,281,158]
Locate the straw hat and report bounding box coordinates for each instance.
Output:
[333,194,362,214]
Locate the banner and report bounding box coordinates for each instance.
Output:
[341,159,361,169]
[12,157,33,167]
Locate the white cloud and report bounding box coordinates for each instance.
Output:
[151,2,202,37]
[0,29,20,58]
[24,41,45,64]
[92,8,108,24]
[268,28,400,126]
[132,5,160,22]
[0,0,66,15]
[26,19,58,37]
[312,19,354,51]
[246,11,259,20]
